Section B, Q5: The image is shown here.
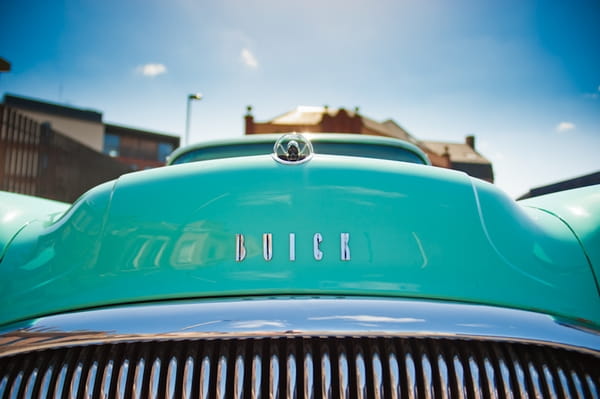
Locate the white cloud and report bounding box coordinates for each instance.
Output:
[136,63,167,77]
[240,48,259,68]
[556,122,576,132]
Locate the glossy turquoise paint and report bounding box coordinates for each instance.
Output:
[519,185,600,291]
[1,155,599,328]
[0,191,69,259]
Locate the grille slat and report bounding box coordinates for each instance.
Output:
[371,350,383,399]
[304,350,314,399]
[403,350,417,399]
[1,337,598,399]
[435,354,449,399]
[8,370,23,399]
[387,352,399,399]
[23,367,37,399]
[320,345,332,399]
[199,355,210,399]
[338,346,349,399]
[452,353,467,399]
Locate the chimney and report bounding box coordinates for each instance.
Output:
[352,106,362,133]
[442,145,452,168]
[466,135,475,149]
[245,105,254,135]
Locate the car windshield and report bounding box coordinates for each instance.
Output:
[171,141,427,165]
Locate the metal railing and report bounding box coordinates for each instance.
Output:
[0,105,132,202]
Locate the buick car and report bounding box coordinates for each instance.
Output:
[0,133,598,398]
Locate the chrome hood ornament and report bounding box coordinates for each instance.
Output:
[273,133,314,164]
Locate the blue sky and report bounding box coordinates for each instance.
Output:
[1,0,599,197]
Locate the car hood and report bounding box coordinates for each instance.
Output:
[1,155,599,328]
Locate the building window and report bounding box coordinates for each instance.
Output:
[158,142,174,162]
[103,134,120,157]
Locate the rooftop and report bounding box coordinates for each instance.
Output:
[266,105,418,143]
[421,140,490,164]
[3,94,103,123]
[105,123,179,143]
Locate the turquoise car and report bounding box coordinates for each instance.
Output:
[1,133,598,397]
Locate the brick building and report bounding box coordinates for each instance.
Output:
[245,105,493,182]
[103,124,178,170]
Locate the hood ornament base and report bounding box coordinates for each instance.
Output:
[273,133,314,164]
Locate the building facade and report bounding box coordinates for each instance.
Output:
[4,94,105,151]
[3,94,179,171]
[104,124,178,170]
[245,105,493,182]
[0,105,132,202]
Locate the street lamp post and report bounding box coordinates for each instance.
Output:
[185,93,203,146]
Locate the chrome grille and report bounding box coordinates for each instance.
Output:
[1,337,599,398]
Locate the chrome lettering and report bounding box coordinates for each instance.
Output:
[313,233,323,261]
[235,233,351,262]
[235,234,246,262]
[340,233,351,261]
[289,233,296,261]
[263,233,273,261]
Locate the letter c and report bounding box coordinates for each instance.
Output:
[313,233,323,261]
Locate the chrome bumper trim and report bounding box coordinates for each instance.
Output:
[1,297,599,358]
